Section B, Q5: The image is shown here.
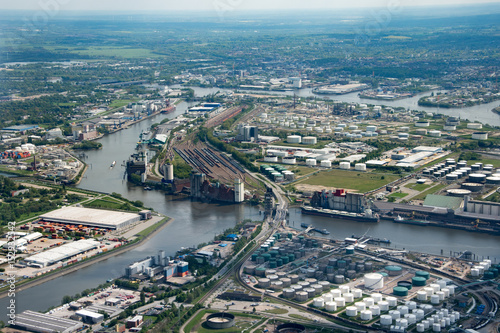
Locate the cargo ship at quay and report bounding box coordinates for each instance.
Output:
[301,205,380,223]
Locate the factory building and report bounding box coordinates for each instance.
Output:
[234,178,245,203]
[125,250,189,280]
[236,124,259,142]
[24,239,100,268]
[13,311,83,333]
[191,173,245,203]
[39,207,141,230]
[311,189,367,213]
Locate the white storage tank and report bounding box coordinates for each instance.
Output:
[331,289,342,298]
[335,297,346,307]
[417,323,425,332]
[467,123,483,129]
[472,132,488,140]
[430,283,441,292]
[366,125,377,132]
[302,136,318,145]
[313,298,325,308]
[443,125,456,131]
[433,323,441,332]
[429,130,441,137]
[389,310,401,320]
[343,293,354,303]
[364,298,375,307]
[398,306,409,315]
[355,302,366,311]
[405,314,417,324]
[339,161,351,170]
[386,296,398,307]
[282,157,297,165]
[323,293,333,303]
[349,289,361,299]
[346,306,358,317]
[295,291,308,302]
[264,156,279,163]
[282,289,296,299]
[321,160,332,168]
[355,163,367,171]
[436,291,445,301]
[431,294,440,304]
[364,273,384,289]
[371,293,383,303]
[287,135,302,144]
[360,310,373,321]
[417,291,427,301]
[370,305,381,316]
[306,159,317,166]
[380,315,393,326]
[378,301,389,311]
[325,302,337,312]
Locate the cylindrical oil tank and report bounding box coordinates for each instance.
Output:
[244,265,256,275]
[325,302,337,312]
[305,288,316,298]
[331,289,342,298]
[295,291,308,302]
[282,288,296,299]
[378,301,389,311]
[397,305,409,315]
[337,286,349,295]
[380,315,393,326]
[305,278,317,284]
[430,283,441,292]
[306,268,316,277]
[355,163,367,171]
[313,298,324,308]
[345,306,358,317]
[370,305,381,316]
[348,262,356,270]
[390,310,401,320]
[386,265,402,276]
[323,293,333,303]
[394,286,408,296]
[356,264,365,272]
[360,310,372,321]
[365,262,373,271]
[289,274,299,284]
[364,298,374,307]
[328,258,338,267]
[259,278,271,288]
[436,291,445,301]
[469,173,486,183]
[355,302,366,311]
[431,294,440,304]
[415,271,430,279]
[386,296,398,307]
[319,281,330,291]
[337,260,347,268]
[346,270,356,278]
[312,284,323,295]
[424,287,434,296]
[343,293,354,303]
[364,273,384,289]
[353,289,363,298]
[398,281,413,290]
[441,288,450,297]
[269,261,277,269]
[280,278,291,288]
[298,281,310,288]
[335,297,346,307]
[268,274,279,281]
[255,267,266,276]
[371,293,383,303]
[271,281,283,290]
[417,291,427,301]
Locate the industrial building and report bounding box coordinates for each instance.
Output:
[311,189,368,213]
[24,239,100,268]
[190,173,245,203]
[125,250,189,280]
[13,310,83,333]
[75,309,104,324]
[236,124,259,142]
[39,207,141,230]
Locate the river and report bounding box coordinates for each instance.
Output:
[176,85,500,127]
[1,90,499,321]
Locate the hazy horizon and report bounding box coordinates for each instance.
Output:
[1,0,500,12]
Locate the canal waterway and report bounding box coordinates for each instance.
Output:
[2,90,500,321]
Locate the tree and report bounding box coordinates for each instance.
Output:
[140,291,146,304]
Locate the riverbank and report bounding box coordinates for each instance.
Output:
[0,216,173,300]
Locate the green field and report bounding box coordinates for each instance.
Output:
[408,183,432,191]
[388,192,408,199]
[66,46,159,58]
[264,308,288,314]
[109,99,137,109]
[84,197,140,211]
[412,183,449,200]
[294,169,400,192]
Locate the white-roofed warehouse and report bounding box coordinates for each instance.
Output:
[24,239,100,267]
[14,310,83,333]
[39,206,141,230]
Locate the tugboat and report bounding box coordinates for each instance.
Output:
[314,228,330,235]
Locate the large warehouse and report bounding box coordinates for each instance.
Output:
[24,239,100,268]
[14,310,83,333]
[39,206,141,230]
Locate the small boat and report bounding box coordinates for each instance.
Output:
[301,223,310,228]
[107,279,113,283]
[110,161,116,168]
[144,186,152,191]
[314,228,330,235]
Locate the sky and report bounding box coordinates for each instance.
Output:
[1,0,500,11]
